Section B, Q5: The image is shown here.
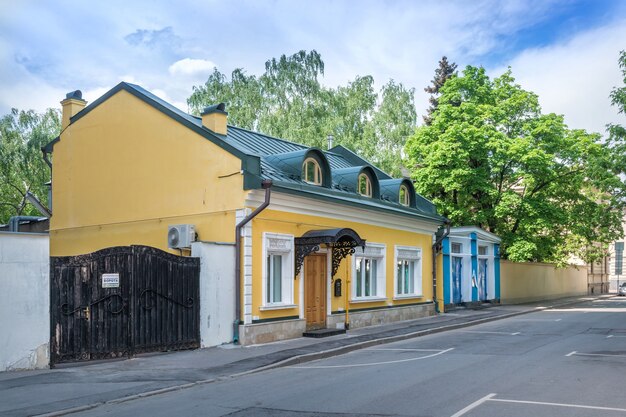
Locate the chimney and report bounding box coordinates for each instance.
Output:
[201,103,228,135]
[60,90,87,130]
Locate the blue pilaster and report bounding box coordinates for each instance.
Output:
[442,238,451,305]
[470,232,478,302]
[494,243,501,300]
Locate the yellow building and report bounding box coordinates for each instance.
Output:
[46,83,447,347]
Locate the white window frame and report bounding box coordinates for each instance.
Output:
[261,232,295,309]
[477,240,494,300]
[449,237,472,303]
[394,245,423,299]
[351,242,386,301]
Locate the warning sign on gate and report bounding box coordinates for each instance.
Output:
[102,273,120,288]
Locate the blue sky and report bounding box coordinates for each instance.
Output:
[1,0,624,135]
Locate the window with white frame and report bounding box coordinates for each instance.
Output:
[353,243,386,299]
[395,246,422,297]
[263,233,294,306]
[478,245,488,255]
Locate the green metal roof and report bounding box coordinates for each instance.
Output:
[49,82,446,225]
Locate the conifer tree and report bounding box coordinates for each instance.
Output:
[423,56,457,125]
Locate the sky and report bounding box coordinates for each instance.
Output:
[1,0,625,135]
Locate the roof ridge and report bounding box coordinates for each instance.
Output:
[228,125,309,152]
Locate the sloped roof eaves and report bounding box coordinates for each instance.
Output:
[62,83,258,169]
[270,181,446,225]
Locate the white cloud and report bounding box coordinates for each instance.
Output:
[496,20,626,135]
[168,58,216,77]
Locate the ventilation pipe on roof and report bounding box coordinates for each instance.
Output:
[432,220,451,313]
[233,179,272,344]
[327,134,334,150]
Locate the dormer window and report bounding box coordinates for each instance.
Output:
[399,185,409,206]
[358,173,372,197]
[302,158,322,185]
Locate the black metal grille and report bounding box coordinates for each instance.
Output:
[50,245,200,365]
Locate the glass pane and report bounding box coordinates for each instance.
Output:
[371,259,377,295]
[397,261,403,294]
[266,254,271,303]
[272,255,282,302]
[315,164,321,184]
[364,258,371,296]
[356,258,362,297]
[408,261,415,294]
[451,243,462,253]
[399,186,408,205]
[306,161,315,182]
[479,246,487,255]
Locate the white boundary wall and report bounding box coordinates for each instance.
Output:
[191,242,235,347]
[0,233,49,371]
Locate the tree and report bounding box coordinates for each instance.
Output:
[0,108,60,224]
[608,50,626,145]
[423,56,457,125]
[187,50,417,176]
[406,65,626,265]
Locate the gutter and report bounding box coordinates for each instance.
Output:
[233,179,273,344]
[432,220,451,313]
[8,216,45,232]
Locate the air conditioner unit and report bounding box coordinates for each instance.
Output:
[167,224,196,249]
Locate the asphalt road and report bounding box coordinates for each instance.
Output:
[70,296,626,417]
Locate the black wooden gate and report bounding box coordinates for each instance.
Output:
[50,245,200,365]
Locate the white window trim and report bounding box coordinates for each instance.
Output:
[351,242,386,301]
[262,232,295,307]
[394,245,423,297]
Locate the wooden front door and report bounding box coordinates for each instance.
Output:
[304,253,327,330]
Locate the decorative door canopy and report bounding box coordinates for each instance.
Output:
[294,228,366,277]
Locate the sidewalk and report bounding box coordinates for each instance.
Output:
[0,295,604,417]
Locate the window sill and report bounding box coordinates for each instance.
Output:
[350,296,387,303]
[393,294,424,301]
[260,304,297,311]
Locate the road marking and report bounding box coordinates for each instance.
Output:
[458,330,520,336]
[489,398,626,412]
[449,393,497,417]
[288,348,454,369]
[607,334,626,338]
[566,351,626,358]
[365,348,444,352]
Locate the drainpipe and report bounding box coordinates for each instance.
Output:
[432,220,451,313]
[233,179,272,344]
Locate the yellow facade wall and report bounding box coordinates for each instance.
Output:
[51,89,245,256]
[250,208,434,321]
[500,260,587,304]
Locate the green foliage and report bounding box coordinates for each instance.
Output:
[406,65,626,265]
[423,56,457,125]
[187,50,416,176]
[0,108,60,224]
[608,50,626,145]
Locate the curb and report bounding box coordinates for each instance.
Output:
[33,296,593,416]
